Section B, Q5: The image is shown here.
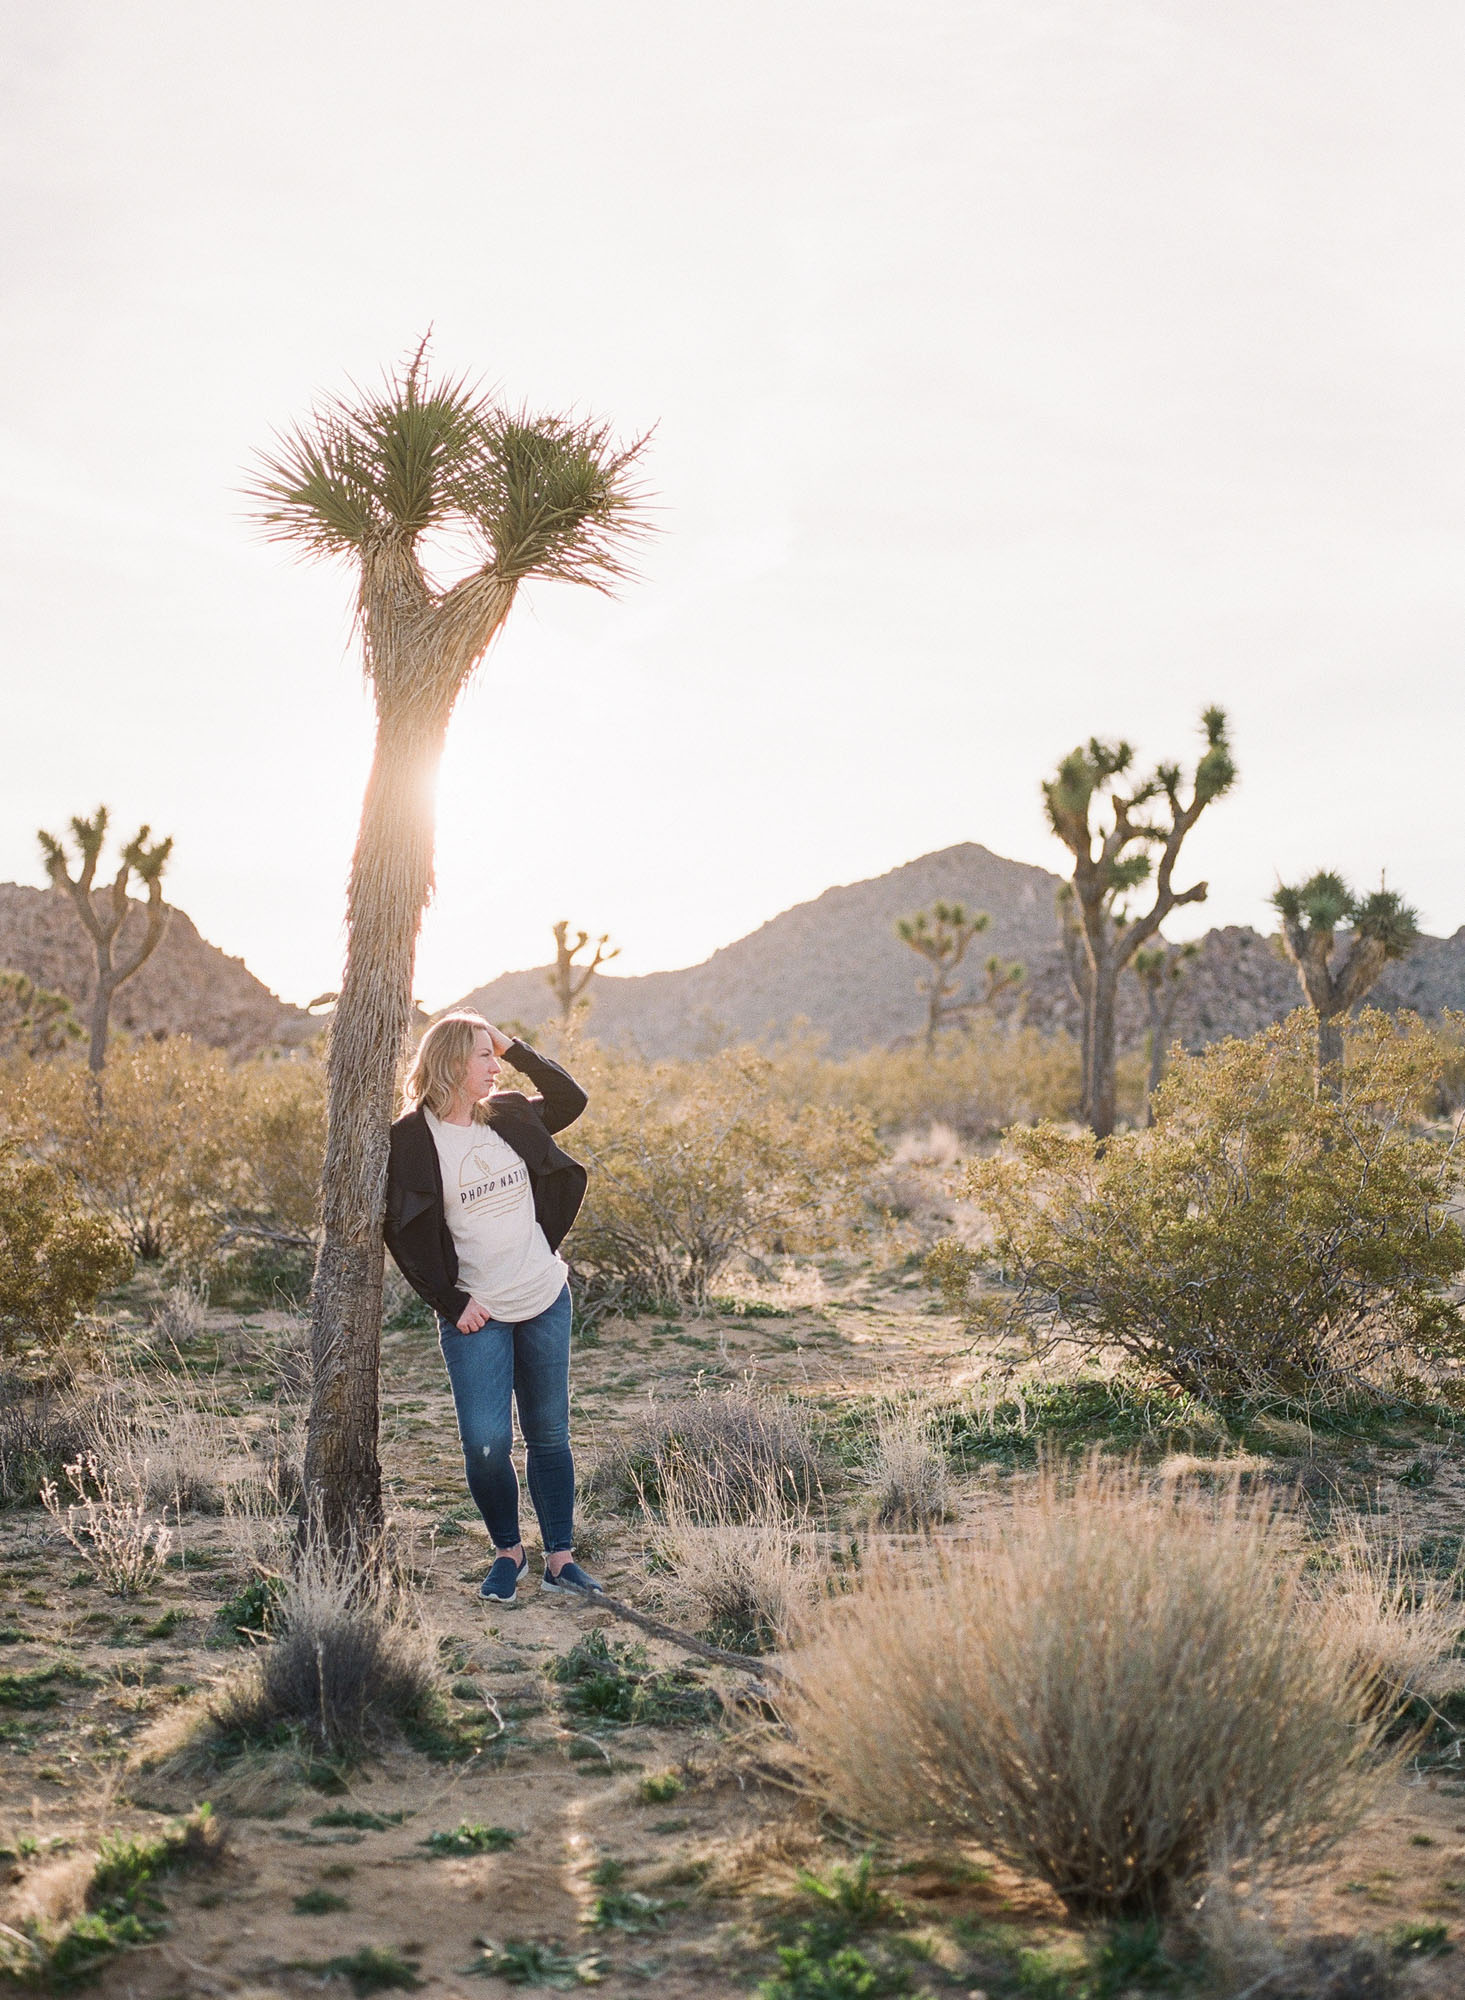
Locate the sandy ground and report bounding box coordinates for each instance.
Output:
[2,1266,1464,1996]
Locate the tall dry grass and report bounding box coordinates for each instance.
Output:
[649,1465,823,1654]
[779,1458,1421,1914]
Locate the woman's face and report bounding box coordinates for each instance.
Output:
[459,1028,502,1104]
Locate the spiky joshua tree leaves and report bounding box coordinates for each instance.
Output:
[1272,871,1419,1096]
[1043,708,1235,1139]
[246,344,650,1548]
[37,807,174,1088]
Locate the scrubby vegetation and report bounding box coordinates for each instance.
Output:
[2,997,1465,1989]
[934,1011,1465,1402]
[780,1457,1417,1915]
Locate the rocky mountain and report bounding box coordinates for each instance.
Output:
[454,844,1465,1061]
[0,884,313,1059]
[454,844,1064,1058]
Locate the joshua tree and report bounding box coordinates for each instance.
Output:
[246,344,648,1549]
[37,807,173,1088]
[1131,940,1198,1120]
[896,903,1022,1051]
[1043,707,1235,1139]
[548,920,619,1023]
[1272,872,1419,1096]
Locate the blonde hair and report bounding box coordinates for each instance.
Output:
[403,1012,496,1122]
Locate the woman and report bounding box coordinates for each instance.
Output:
[384,1012,600,1606]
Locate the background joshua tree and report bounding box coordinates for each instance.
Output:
[246,344,649,1548]
[37,807,173,1089]
[548,919,619,1023]
[1272,871,1419,1096]
[1131,940,1198,1121]
[1043,707,1235,1140]
[895,903,1021,1052]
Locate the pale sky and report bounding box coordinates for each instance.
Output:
[3,2,1463,1010]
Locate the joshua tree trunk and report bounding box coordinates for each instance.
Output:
[304,693,462,1545]
[1088,949,1120,1139]
[1315,1009,1346,1089]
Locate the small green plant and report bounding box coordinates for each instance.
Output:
[756,1933,916,1999]
[637,1769,683,1804]
[0,1805,222,1988]
[550,1629,715,1728]
[586,1886,666,1933]
[289,1944,424,1993]
[294,1887,351,1914]
[462,1936,608,1987]
[424,1822,518,1856]
[1386,1920,1451,1958]
[796,1854,904,1929]
[211,1571,283,1645]
[142,1608,185,1640]
[0,1661,93,1709]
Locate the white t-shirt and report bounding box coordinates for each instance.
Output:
[424,1109,568,1324]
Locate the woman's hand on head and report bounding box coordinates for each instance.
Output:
[456,1299,491,1333]
[483,1024,514,1058]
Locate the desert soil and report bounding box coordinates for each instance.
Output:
[1,1263,1463,1997]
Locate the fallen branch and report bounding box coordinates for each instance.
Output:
[563,1581,787,1684]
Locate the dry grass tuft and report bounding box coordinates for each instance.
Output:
[650,1468,823,1654]
[0,1377,98,1506]
[592,1386,821,1521]
[146,1282,208,1349]
[779,1456,1415,1915]
[206,1536,444,1761]
[863,1404,952,1528]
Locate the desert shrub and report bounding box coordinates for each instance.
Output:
[592,1386,822,1519]
[570,1044,880,1308]
[207,1541,444,1759]
[0,972,82,1061]
[40,1451,176,1593]
[862,1405,952,1528]
[147,1281,208,1348]
[935,1011,1465,1403]
[0,1147,131,1356]
[802,1018,1084,1139]
[780,1456,1403,1915]
[0,1379,98,1504]
[5,1039,324,1272]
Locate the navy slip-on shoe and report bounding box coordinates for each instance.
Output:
[540,1560,603,1597]
[480,1554,529,1605]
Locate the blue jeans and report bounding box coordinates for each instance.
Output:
[436,1283,576,1555]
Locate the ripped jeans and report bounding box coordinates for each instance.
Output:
[436,1283,575,1555]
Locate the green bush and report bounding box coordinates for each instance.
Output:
[0,1148,131,1357]
[935,1011,1465,1402]
[570,1043,880,1309]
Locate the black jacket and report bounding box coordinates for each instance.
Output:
[383,1040,589,1324]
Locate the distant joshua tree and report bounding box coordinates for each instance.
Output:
[37,806,173,1089]
[1272,871,1419,1096]
[896,902,1023,1052]
[548,920,619,1023]
[1131,941,1198,1121]
[1043,708,1235,1140]
[246,342,649,1549]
